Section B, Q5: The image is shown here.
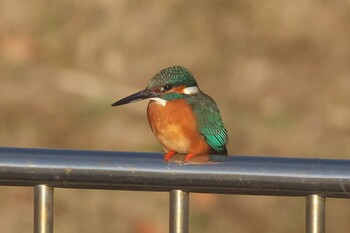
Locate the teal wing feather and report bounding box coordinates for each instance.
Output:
[187,92,228,154]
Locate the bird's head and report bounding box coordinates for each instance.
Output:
[112,66,199,107]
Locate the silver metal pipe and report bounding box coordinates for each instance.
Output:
[169,190,189,233]
[34,185,54,233]
[0,147,350,197]
[306,195,325,233]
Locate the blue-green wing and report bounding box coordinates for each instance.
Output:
[187,92,228,154]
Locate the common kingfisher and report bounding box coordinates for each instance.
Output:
[111,66,228,162]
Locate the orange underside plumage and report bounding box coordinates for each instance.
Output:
[147,99,211,161]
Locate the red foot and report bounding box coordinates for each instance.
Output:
[164,151,176,161]
[183,153,195,162]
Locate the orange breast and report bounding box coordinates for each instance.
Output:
[147,99,210,155]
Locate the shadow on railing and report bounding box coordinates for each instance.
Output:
[1,147,349,233]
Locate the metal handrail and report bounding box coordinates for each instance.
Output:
[0,147,349,197]
[1,146,349,233]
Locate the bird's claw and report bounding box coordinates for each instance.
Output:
[164,151,176,161]
[180,153,195,164]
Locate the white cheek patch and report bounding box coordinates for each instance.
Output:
[150,97,168,107]
[183,86,199,95]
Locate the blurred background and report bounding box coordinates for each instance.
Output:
[1,0,350,232]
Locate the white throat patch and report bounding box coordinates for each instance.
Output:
[150,97,167,107]
[183,86,199,95]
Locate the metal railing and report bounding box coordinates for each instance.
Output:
[0,147,350,233]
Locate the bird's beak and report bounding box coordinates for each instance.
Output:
[111,88,159,106]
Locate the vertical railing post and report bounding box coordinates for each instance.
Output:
[169,190,189,233]
[306,194,325,233]
[34,185,54,233]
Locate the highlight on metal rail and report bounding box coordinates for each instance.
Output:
[0,147,349,233]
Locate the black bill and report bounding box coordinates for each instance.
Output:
[111,89,159,106]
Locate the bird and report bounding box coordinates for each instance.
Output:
[111,66,228,162]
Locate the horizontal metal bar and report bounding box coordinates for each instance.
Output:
[0,147,350,197]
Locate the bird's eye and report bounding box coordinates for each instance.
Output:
[162,84,173,92]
